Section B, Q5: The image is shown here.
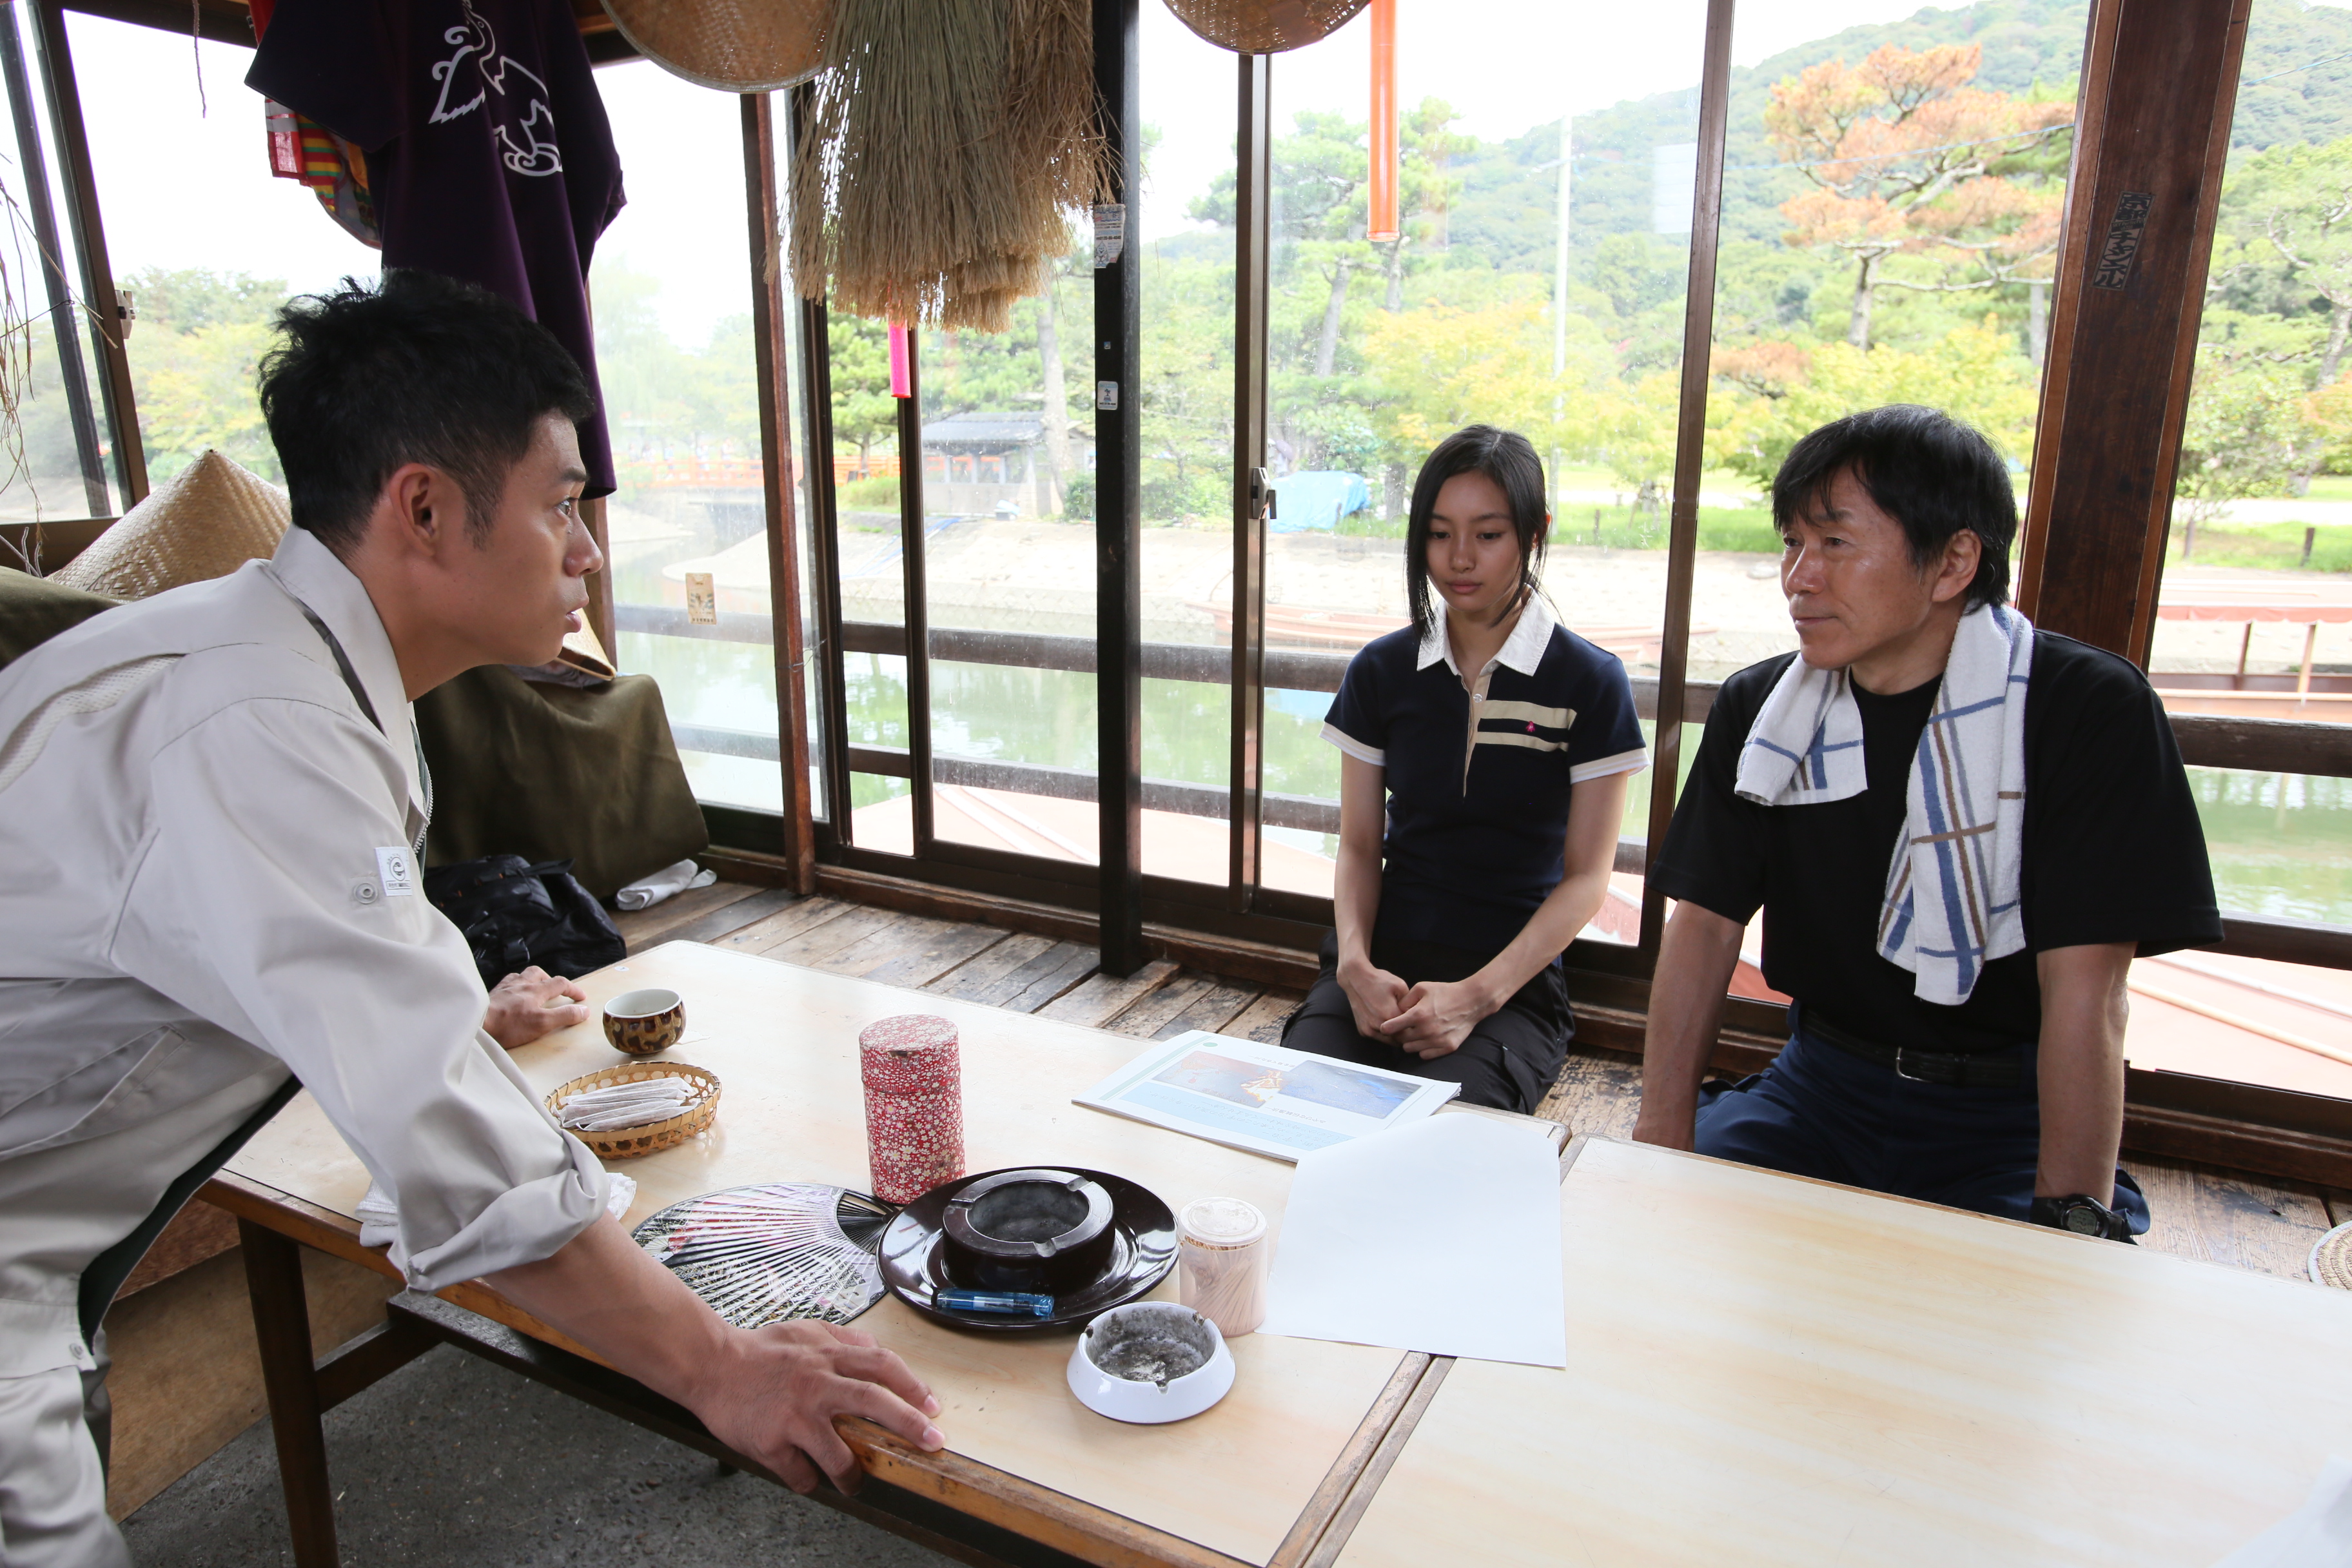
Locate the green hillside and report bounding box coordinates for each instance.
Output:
[1446,0,2352,273]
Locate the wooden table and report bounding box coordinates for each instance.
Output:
[1318,1137,2352,1568]
[204,940,1480,1568]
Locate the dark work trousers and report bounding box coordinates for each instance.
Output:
[1692,1006,2150,1233]
[1280,931,1571,1113]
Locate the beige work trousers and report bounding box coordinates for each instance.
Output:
[0,1349,127,1568]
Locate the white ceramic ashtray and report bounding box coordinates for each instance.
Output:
[1065,1300,1235,1424]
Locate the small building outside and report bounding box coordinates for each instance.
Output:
[922,410,1094,519]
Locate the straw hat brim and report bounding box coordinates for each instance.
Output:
[602,0,827,93]
[50,449,289,600]
[1163,0,1370,53]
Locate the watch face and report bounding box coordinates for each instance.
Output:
[2063,1205,2102,1234]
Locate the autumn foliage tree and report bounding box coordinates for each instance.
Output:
[1765,43,2072,349]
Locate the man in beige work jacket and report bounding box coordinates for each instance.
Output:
[0,271,941,1567]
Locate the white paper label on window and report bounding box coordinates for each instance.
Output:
[685,573,718,625]
[1096,381,1119,411]
[375,845,417,897]
[1092,202,1125,268]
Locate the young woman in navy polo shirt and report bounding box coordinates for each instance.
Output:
[1282,426,1649,1112]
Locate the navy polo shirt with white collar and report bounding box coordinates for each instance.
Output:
[1321,594,1648,956]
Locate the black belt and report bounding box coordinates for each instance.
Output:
[1803,1011,2025,1089]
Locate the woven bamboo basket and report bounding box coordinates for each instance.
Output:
[2310,1220,2352,1289]
[546,1063,721,1160]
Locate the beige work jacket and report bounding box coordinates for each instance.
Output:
[0,527,602,1378]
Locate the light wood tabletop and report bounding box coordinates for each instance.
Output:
[1329,1135,2352,1568]
[217,939,1431,1568]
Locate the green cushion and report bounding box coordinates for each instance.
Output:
[0,566,117,671]
[413,665,709,899]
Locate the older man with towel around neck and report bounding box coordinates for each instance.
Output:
[1636,405,2220,1240]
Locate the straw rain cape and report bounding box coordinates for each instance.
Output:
[1733,603,2035,1006]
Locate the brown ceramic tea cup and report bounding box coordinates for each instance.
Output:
[603,988,685,1056]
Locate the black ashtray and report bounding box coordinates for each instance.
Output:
[940,1168,1116,1294]
[879,1166,1177,1333]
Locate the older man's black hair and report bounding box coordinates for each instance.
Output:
[1771,404,2016,609]
[257,270,597,551]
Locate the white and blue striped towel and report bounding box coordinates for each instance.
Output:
[1733,603,2035,1005]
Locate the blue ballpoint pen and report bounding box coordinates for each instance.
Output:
[937,1289,1054,1318]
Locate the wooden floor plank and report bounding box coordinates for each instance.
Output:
[922,931,1056,997]
[1038,959,1181,1028]
[1098,972,1221,1037]
[1000,941,1106,1014]
[1223,990,1302,1044]
[1534,1048,1645,1141]
[2126,1155,2333,1280]
[923,934,1099,1012]
[661,885,800,949]
[2326,1191,2352,1229]
[711,896,856,957]
[1135,977,1263,1041]
[752,905,916,968]
[834,917,1012,990]
[611,879,761,953]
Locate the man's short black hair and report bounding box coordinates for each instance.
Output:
[1405,424,1551,643]
[1772,404,2016,609]
[257,270,597,551]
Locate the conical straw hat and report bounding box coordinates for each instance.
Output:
[602,0,828,93]
[50,449,289,600]
[1163,0,1368,52]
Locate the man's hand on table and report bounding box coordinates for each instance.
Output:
[687,1320,946,1494]
[484,966,591,1048]
[486,1215,945,1497]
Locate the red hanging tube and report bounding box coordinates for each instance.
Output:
[1367,0,1398,242]
[887,321,912,398]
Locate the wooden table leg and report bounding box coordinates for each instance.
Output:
[238,1219,340,1567]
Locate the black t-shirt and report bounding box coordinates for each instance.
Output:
[1652,631,2222,1054]
[1324,599,1649,956]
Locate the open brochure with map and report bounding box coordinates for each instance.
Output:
[1073,1030,1461,1162]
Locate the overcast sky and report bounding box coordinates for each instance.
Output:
[34,0,2284,348]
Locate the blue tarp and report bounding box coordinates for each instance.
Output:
[1269,471,1371,533]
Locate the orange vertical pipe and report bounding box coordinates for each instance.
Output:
[1368,0,1398,241]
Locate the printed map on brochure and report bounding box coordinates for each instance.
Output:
[1073,1030,1460,1162]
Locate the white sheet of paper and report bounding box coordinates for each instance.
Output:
[1257,1112,1565,1367]
[2213,1457,2352,1566]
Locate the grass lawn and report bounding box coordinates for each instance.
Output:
[2172,520,2352,573]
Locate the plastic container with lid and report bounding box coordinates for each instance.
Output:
[1177,1195,1268,1337]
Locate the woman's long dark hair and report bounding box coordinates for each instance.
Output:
[1404,426,1551,646]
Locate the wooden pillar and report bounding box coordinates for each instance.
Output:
[1093,0,1144,974]
[2015,0,2253,662]
[744,92,818,893]
[1227,54,1271,912]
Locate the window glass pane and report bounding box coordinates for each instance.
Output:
[66,14,365,516]
[2172,0,2352,745]
[2161,1,2352,1096]
[1257,1,1708,918]
[1135,5,1238,888]
[1696,3,2077,684]
[910,275,1102,861]
[593,63,776,814]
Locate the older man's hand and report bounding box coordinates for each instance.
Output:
[484,965,591,1049]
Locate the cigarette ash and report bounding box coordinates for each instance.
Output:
[1086,1306,1214,1390]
